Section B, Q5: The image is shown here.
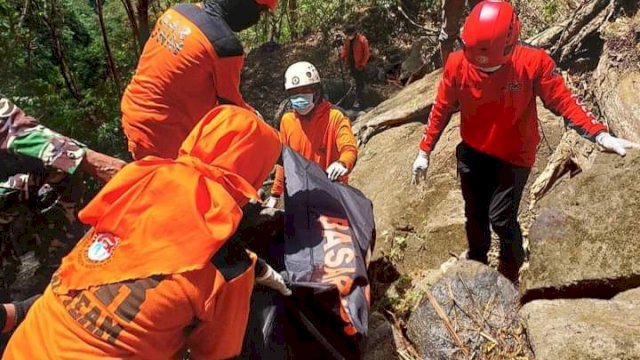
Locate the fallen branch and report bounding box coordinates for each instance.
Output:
[550,0,611,64]
[529,130,597,209]
[525,20,570,49]
[386,310,422,360]
[395,5,439,36]
[424,289,470,357]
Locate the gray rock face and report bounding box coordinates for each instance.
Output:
[521,296,640,360]
[522,152,640,302]
[406,260,524,360]
[363,312,398,360]
[350,120,467,275]
[613,287,640,303]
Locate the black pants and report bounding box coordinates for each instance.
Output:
[456,143,530,268]
[350,68,365,105]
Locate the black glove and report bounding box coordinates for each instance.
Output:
[12,294,41,330]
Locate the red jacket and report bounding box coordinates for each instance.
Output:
[420,45,606,167]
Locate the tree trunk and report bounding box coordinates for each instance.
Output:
[39,0,82,101]
[96,0,121,90]
[288,0,298,39]
[549,0,611,64]
[119,0,141,53]
[18,0,31,27]
[592,10,640,143]
[136,0,151,47]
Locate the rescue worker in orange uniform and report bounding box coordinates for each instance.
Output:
[340,25,370,109]
[267,61,358,207]
[3,106,291,360]
[121,0,278,160]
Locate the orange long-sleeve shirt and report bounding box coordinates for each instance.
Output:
[3,258,256,360]
[121,3,253,160]
[4,106,282,360]
[340,33,370,70]
[271,101,358,196]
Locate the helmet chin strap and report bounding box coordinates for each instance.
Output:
[476,64,503,73]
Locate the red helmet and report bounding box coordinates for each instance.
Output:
[461,1,521,68]
[255,0,278,11]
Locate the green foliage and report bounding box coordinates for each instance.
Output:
[1,0,441,158]
[375,273,424,320]
[542,1,559,23]
[0,0,132,158]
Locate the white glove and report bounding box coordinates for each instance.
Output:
[256,263,291,296]
[326,161,348,181]
[265,195,279,208]
[596,133,640,156]
[412,150,429,185]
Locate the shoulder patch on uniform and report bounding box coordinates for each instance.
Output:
[173,4,243,58]
[212,33,244,58]
[210,240,252,282]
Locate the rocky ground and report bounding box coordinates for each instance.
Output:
[356,5,640,360]
[3,2,639,359]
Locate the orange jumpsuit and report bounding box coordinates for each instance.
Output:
[4,106,281,360]
[271,100,358,196]
[121,4,253,160]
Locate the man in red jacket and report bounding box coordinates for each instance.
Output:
[411,1,639,281]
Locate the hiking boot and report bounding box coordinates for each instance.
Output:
[497,260,521,284]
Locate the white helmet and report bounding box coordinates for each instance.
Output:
[284,61,321,90]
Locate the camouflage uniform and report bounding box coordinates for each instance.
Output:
[0,96,87,299]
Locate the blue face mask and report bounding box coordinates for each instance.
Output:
[290,93,315,115]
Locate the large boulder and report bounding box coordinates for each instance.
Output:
[350,118,467,274]
[406,260,527,360]
[522,152,640,302]
[352,69,442,145]
[613,287,640,303]
[520,292,640,360]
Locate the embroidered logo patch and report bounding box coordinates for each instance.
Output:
[475,55,489,64]
[87,233,119,262]
[506,81,522,92]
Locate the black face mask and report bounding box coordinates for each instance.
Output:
[206,0,263,32]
